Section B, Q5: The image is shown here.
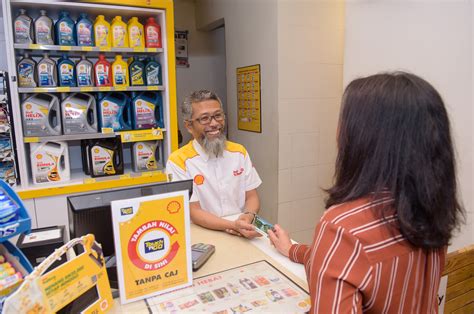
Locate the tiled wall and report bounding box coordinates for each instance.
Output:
[277,1,345,244]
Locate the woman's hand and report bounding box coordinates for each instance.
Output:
[268,224,292,257]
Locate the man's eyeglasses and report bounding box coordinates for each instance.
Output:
[188,112,225,125]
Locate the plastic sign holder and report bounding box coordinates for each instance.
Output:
[111,190,192,304]
[3,234,113,313]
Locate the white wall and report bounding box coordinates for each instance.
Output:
[195,0,279,222]
[344,1,473,252]
[174,0,227,146]
[277,1,344,243]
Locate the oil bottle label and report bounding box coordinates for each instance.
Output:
[91,146,115,176]
[77,64,93,86]
[64,103,88,133]
[131,65,144,85]
[23,102,49,135]
[18,63,35,87]
[77,22,93,46]
[147,27,159,45]
[59,21,73,44]
[60,63,74,85]
[147,65,160,85]
[113,26,126,47]
[135,143,157,171]
[114,65,126,85]
[134,100,156,129]
[96,25,109,46]
[100,101,121,130]
[36,20,53,44]
[33,152,60,183]
[14,20,30,43]
[96,64,110,86]
[129,26,143,47]
[38,63,54,86]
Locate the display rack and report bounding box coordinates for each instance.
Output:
[0,72,18,187]
[1,0,177,195]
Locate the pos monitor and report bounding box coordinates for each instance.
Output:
[67,179,193,286]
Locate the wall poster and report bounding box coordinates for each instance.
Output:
[175,30,189,68]
[237,64,261,133]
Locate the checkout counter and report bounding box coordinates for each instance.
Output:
[112,223,309,313]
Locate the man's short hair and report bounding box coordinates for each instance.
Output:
[182,90,223,120]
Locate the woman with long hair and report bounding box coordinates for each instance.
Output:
[269,72,464,313]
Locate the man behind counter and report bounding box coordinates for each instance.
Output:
[166,90,262,239]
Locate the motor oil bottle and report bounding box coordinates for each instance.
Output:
[98,92,131,131]
[36,53,57,87]
[94,54,111,87]
[30,141,70,184]
[34,10,54,45]
[17,53,37,87]
[128,57,145,86]
[127,17,144,49]
[94,15,111,48]
[131,91,164,129]
[14,9,34,44]
[22,93,61,136]
[132,141,160,172]
[145,17,161,48]
[111,16,128,48]
[61,93,97,134]
[86,137,124,177]
[76,55,94,87]
[112,55,129,87]
[57,54,76,87]
[76,13,94,46]
[55,11,76,46]
[145,58,162,86]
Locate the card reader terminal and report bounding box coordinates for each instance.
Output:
[191,243,215,271]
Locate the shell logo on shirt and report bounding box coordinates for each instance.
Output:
[194,174,205,185]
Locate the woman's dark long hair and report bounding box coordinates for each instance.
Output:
[326,72,464,249]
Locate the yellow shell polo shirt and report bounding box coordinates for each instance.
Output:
[166,140,262,217]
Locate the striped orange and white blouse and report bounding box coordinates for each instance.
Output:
[289,196,445,313]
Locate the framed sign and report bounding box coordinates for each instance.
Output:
[237,64,261,133]
[111,191,192,304]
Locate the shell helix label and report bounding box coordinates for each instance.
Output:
[59,21,73,42]
[64,103,88,133]
[131,65,144,85]
[129,26,143,47]
[100,101,121,130]
[147,65,160,85]
[114,65,126,85]
[96,25,108,46]
[15,20,29,42]
[147,27,159,46]
[113,26,126,47]
[77,22,92,45]
[33,152,60,183]
[36,21,52,43]
[38,63,54,86]
[23,102,49,135]
[77,64,92,86]
[96,64,110,86]
[91,146,115,176]
[134,100,156,129]
[135,143,157,171]
[60,63,74,84]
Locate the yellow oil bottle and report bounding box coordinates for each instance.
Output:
[94,15,111,48]
[127,17,144,49]
[112,55,129,87]
[111,16,128,48]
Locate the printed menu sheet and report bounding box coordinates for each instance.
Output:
[145,260,310,313]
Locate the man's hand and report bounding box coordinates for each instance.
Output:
[268,224,292,257]
[225,214,261,239]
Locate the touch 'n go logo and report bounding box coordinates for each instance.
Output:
[144,238,164,253]
[120,207,133,216]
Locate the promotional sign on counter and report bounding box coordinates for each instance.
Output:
[111,190,192,304]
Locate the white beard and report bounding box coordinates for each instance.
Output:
[201,132,226,157]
